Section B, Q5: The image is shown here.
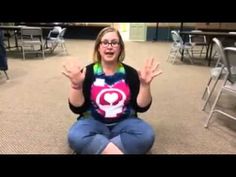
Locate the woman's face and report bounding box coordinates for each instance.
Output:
[98,31,121,63]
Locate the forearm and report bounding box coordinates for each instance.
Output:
[136,84,152,108]
[69,88,85,107]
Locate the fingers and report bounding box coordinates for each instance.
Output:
[63,59,81,69]
[144,57,161,72]
[152,69,163,78]
[63,64,71,73]
[144,57,163,79]
[61,71,70,79]
[62,59,84,75]
[146,57,154,67]
[151,62,159,72]
[152,61,162,78]
[145,57,155,68]
[149,57,154,67]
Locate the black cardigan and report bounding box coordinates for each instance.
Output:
[0,30,8,71]
[69,62,152,116]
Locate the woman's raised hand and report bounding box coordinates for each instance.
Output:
[62,59,86,89]
[138,57,162,86]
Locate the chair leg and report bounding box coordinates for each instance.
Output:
[41,45,45,59]
[204,75,228,128]
[187,50,194,64]
[42,50,45,59]
[200,46,204,58]
[167,48,177,64]
[204,89,223,128]
[22,47,25,60]
[202,77,212,99]
[4,70,9,80]
[191,49,194,58]
[50,43,58,54]
[202,83,215,111]
[167,51,172,62]
[202,77,220,111]
[173,51,179,63]
[62,43,68,55]
[167,44,175,61]
[202,67,225,111]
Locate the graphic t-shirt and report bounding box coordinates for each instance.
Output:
[89,62,131,125]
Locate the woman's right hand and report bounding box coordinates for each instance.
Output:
[62,59,86,90]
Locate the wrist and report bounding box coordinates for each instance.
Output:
[71,83,82,90]
[140,82,150,88]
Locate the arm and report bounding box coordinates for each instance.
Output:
[137,57,162,107]
[137,83,152,108]
[62,60,88,113]
[68,86,88,114]
[124,64,151,112]
[69,87,85,107]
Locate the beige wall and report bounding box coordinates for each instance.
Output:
[196,23,236,30]
[31,22,236,30]
[146,23,236,30]
[146,23,196,28]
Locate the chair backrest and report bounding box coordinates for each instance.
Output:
[53,26,62,32]
[212,37,226,67]
[224,47,236,83]
[47,26,66,40]
[47,26,62,38]
[171,30,183,46]
[220,32,236,47]
[21,27,42,36]
[189,30,207,44]
[21,27,43,41]
[58,28,66,40]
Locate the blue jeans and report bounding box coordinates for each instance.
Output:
[68,117,155,154]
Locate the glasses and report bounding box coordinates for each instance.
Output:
[100,40,120,48]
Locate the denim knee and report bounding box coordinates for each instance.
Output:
[140,126,156,151]
[68,118,111,154]
[114,118,156,154]
[126,125,155,154]
[68,127,89,153]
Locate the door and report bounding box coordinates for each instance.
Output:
[129,23,147,41]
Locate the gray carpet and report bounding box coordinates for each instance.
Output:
[1,39,236,154]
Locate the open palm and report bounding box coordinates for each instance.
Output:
[62,60,86,87]
[138,57,162,85]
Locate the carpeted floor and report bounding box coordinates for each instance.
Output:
[1,39,236,154]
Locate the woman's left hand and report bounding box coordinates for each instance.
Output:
[138,57,162,86]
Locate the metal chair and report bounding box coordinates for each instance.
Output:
[19,27,45,60]
[202,38,227,111]
[205,47,236,128]
[45,27,68,54]
[189,30,208,58]
[167,30,193,64]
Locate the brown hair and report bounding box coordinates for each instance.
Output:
[92,26,125,63]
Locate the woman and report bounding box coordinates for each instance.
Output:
[62,26,162,154]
